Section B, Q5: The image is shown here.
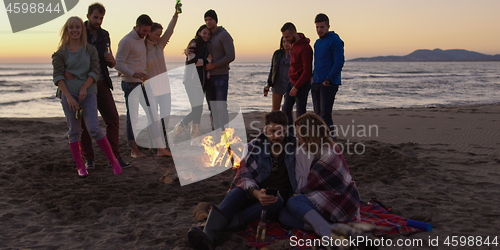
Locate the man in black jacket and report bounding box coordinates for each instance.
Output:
[66,3,130,169]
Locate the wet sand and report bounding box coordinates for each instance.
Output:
[0,104,499,249]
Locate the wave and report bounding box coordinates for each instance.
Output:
[232,64,269,68]
[394,70,432,74]
[0,89,24,93]
[354,73,468,79]
[0,95,58,106]
[249,72,268,77]
[0,99,34,106]
[0,72,52,77]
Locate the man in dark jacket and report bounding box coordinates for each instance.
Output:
[280,22,313,133]
[204,9,235,131]
[73,3,130,169]
[188,111,297,250]
[312,13,345,135]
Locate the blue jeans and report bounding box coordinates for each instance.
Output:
[61,93,105,143]
[219,188,284,223]
[311,83,339,133]
[279,194,318,230]
[205,74,229,130]
[281,81,311,134]
[121,81,143,147]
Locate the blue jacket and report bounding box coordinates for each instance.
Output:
[313,31,345,85]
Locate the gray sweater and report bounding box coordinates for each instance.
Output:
[52,44,99,94]
[207,27,235,75]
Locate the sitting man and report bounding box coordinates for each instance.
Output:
[188,110,297,249]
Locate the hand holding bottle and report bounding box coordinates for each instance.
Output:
[104,43,115,67]
[175,0,182,14]
[263,86,270,97]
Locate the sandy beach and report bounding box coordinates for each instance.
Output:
[1,104,499,249]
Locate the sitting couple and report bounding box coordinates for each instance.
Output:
[188,111,360,249]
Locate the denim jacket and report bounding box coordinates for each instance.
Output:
[230,132,297,197]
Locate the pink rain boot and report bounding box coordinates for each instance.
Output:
[96,137,122,175]
[69,141,88,177]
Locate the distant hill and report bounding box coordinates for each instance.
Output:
[350,49,500,62]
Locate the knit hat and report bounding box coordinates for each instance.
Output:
[204,9,218,23]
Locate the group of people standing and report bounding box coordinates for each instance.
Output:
[52,3,235,177]
[52,2,359,248]
[188,14,358,250]
[266,14,345,135]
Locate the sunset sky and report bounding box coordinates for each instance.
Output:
[1,0,499,63]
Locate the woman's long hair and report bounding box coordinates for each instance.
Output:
[279,36,285,51]
[294,113,334,157]
[58,16,87,51]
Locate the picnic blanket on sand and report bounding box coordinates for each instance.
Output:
[238,200,423,249]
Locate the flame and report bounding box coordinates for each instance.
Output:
[201,128,243,169]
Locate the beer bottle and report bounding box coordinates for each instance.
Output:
[176,0,182,13]
[255,210,267,241]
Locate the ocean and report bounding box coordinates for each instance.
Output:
[1,61,499,118]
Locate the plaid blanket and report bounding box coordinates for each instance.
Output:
[299,145,360,222]
[238,200,423,249]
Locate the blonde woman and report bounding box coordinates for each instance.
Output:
[279,113,360,237]
[52,16,121,177]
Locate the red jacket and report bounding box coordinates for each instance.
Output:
[289,33,313,89]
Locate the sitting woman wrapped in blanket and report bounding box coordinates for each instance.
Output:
[279,113,361,237]
[187,110,297,250]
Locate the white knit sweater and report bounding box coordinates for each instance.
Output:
[115,28,147,82]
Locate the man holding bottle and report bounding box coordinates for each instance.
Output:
[66,3,130,170]
[115,14,153,158]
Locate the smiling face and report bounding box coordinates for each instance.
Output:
[135,24,151,39]
[86,9,104,31]
[149,28,162,43]
[199,28,211,42]
[68,21,83,41]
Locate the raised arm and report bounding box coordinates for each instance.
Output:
[157,9,179,48]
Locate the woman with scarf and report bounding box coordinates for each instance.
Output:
[279,113,360,237]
